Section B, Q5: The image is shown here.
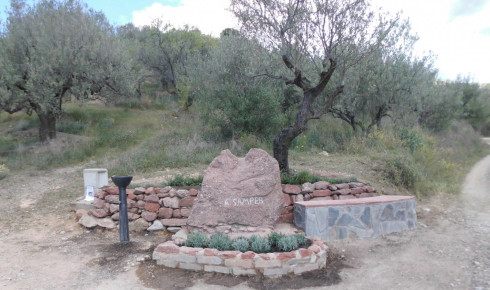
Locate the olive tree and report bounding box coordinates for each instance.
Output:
[231,0,413,172]
[0,0,137,142]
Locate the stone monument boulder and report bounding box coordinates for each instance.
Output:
[187,148,283,232]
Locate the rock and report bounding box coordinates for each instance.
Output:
[145,187,156,195]
[141,211,158,222]
[136,200,146,209]
[313,189,332,197]
[134,187,146,195]
[180,208,191,217]
[129,218,149,232]
[105,195,119,204]
[168,188,176,197]
[128,213,140,221]
[162,197,180,209]
[187,149,283,231]
[314,181,330,190]
[283,184,301,194]
[179,197,195,207]
[97,217,116,229]
[336,183,350,189]
[333,189,351,195]
[90,209,109,218]
[348,182,365,188]
[301,183,315,193]
[111,212,119,221]
[161,218,188,227]
[144,194,159,203]
[79,214,98,228]
[148,220,165,232]
[167,227,181,233]
[172,228,188,245]
[144,202,160,213]
[93,198,106,209]
[172,209,182,218]
[75,209,88,220]
[296,194,304,202]
[284,194,293,206]
[189,188,199,196]
[158,208,173,219]
[176,189,189,198]
[338,194,355,200]
[109,204,119,214]
[105,187,119,195]
[160,186,172,193]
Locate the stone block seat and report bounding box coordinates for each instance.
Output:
[294,195,416,241]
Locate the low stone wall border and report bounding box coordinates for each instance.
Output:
[152,238,328,277]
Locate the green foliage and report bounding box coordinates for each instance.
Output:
[294,234,307,246]
[277,236,299,252]
[231,237,250,252]
[384,157,418,189]
[166,175,203,186]
[399,129,423,153]
[280,170,357,185]
[185,232,209,248]
[250,236,271,253]
[208,232,232,251]
[56,121,86,134]
[268,232,286,248]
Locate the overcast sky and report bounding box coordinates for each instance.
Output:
[1,0,489,83]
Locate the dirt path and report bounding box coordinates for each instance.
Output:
[0,151,489,289]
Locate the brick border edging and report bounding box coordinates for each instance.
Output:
[152,237,328,277]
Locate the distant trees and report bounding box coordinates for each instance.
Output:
[231,0,414,172]
[0,0,137,142]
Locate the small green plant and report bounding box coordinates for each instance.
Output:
[0,164,10,180]
[250,236,271,253]
[294,234,307,246]
[231,237,250,252]
[56,121,86,134]
[281,170,358,185]
[249,235,259,245]
[167,175,203,186]
[268,232,286,247]
[277,236,299,252]
[399,129,423,153]
[208,232,232,251]
[185,232,209,248]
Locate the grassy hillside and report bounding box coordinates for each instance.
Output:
[0,100,488,199]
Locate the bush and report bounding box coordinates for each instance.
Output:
[167,175,203,186]
[57,121,86,134]
[232,237,250,252]
[385,157,418,189]
[399,129,423,153]
[185,232,209,248]
[268,232,286,248]
[281,170,358,185]
[208,233,232,251]
[250,236,271,253]
[294,234,307,246]
[277,236,299,252]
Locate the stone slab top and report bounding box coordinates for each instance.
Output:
[295,195,415,207]
[83,168,108,173]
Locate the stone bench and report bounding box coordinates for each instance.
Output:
[294,195,416,241]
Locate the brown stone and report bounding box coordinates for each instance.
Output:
[332,195,339,200]
[284,194,292,206]
[179,197,195,207]
[276,252,295,260]
[180,208,191,217]
[364,186,375,192]
[351,187,366,195]
[161,218,188,227]
[241,251,255,259]
[127,193,136,200]
[75,209,88,220]
[145,202,160,213]
[141,211,157,222]
[312,189,332,197]
[327,185,338,191]
[189,188,199,196]
[136,200,146,209]
[111,212,119,221]
[312,196,333,201]
[160,186,172,193]
[187,149,283,230]
[157,193,169,198]
[334,189,351,195]
[314,181,330,190]
[281,205,294,215]
[172,209,182,218]
[105,187,119,195]
[158,208,173,219]
[144,194,159,203]
[128,207,139,214]
[134,187,145,195]
[93,197,106,209]
[95,189,108,200]
[90,209,108,218]
[145,187,156,195]
[128,213,140,221]
[109,204,119,214]
[105,195,119,204]
[135,194,144,201]
[348,182,365,188]
[283,184,301,195]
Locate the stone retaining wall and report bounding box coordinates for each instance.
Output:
[152,237,328,277]
[73,181,377,232]
[294,195,416,241]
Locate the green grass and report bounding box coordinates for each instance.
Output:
[280,170,358,185]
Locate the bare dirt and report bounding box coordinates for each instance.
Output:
[0,147,489,289]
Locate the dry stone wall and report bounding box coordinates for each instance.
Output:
[74,181,377,232]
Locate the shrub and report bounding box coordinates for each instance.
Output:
[281,170,358,185]
[268,232,286,248]
[56,121,86,134]
[185,232,209,248]
[167,175,203,186]
[385,157,418,189]
[277,236,299,252]
[232,237,250,252]
[399,129,423,153]
[250,236,271,253]
[294,234,307,246]
[208,233,232,251]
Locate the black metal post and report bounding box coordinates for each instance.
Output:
[111,176,133,243]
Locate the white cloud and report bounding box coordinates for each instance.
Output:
[373,0,490,83]
[132,0,237,37]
